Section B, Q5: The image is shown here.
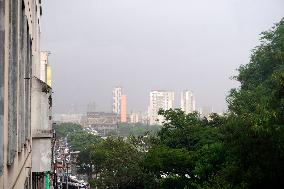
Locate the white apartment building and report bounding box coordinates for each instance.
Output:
[200,106,214,118]
[148,90,174,125]
[130,112,140,124]
[181,90,196,114]
[112,87,122,114]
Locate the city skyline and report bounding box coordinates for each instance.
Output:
[61,88,206,115]
[41,0,284,114]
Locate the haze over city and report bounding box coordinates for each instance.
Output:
[41,0,284,113]
[1,0,284,188]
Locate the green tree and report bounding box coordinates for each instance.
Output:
[77,147,94,180]
[96,137,145,189]
[118,123,161,137]
[143,109,224,189]
[68,131,102,151]
[53,122,83,138]
[227,18,284,126]
[77,144,107,182]
[53,122,102,151]
[222,18,284,188]
[80,137,146,189]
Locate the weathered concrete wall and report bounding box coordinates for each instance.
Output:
[0,0,5,177]
[31,77,41,136]
[31,77,52,172]
[7,0,18,166]
[0,0,42,188]
[25,30,32,141]
[32,139,51,172]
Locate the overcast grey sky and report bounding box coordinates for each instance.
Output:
[41,0,284,114]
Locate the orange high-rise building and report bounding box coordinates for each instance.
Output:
[121,95,127,123]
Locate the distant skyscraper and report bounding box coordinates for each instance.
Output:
[200,106,213,118]
[148,90,174,125]
[181,90,196,114]
[130,112,140,123]
[120,95,127,123]
[112,87,122,114]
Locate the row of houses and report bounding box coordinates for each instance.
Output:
[0,1,53,188]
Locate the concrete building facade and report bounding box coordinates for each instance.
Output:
[129,112,140,124]
[0,1,52,188]
[148,90,174,125]
[200,106,213,118]
[31,52,53,188]
[120,95,127,123]
[112,87,122,115]
[85,112,118,137]
[54,114,83,124]
[181,90,196,114]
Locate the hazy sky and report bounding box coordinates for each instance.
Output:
[41,0,284,114]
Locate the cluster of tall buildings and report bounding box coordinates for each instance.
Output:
[148,90,196,125]
[0,1,54,188]
[57,88,210,132]
[111,88,198,125]
[57,87,211,129]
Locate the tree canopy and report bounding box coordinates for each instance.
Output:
[53,122,102,151]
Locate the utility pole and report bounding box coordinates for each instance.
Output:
[66,162,68,189]
[52,128,57,189]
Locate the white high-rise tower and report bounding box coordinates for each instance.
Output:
[148,90,175,125]
[112,87,122,114]
[181,90,196,114]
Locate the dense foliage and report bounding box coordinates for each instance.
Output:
[76,18,284,189]
[68,131,102,151]
[118,123,161,137]
[53,122,83,138]
[77,137,146,188]
[223,17,284,188]
[53,123,102,151]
